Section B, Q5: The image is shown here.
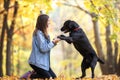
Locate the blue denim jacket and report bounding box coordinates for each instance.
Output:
[28,30,55,71]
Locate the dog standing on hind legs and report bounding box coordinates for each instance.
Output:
[58,20,104,78]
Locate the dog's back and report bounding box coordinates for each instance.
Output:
[70,29,96,57]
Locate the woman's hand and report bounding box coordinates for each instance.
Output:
[52,38,61,44]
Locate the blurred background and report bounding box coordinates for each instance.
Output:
[0,0,120,78]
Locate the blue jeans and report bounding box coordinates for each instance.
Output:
[30,64,56,79]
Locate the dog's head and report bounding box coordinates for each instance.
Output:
[61,20,79,33]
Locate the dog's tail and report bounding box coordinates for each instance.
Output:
[98,58,104,64]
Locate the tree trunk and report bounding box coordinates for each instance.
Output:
[11,45,14,75]
[114,40,120,75]
[117,54,120,75]
[91,13,108,74]
[0,24,4,76]
[0,0,10,76]
[6,32,12,75]
[0,14,7,77]
[6,1,18,75]
[105,25,114,74]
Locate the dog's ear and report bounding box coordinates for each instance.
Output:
[65,20,72,27]
[69,21,79,29]
[68,21,74,29]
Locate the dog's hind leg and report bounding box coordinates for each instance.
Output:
[91,56,97,78]
[81,67,86,78]
[80,59,87,78]
[76,59,88,79]
[91,66,95,78]
[76,66,86,79]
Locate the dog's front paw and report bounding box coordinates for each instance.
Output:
[57,35,66,39]
[60,35,65,37]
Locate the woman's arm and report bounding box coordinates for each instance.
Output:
[36,32,55,53]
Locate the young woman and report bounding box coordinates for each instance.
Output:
[28,14,60,79]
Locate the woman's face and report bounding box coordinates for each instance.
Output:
[47,18,53,32]
[47,18,50,27]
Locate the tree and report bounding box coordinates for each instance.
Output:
[6,1,18,75]
[0,0,10,76]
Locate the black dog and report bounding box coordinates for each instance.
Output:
[58,20,104,78]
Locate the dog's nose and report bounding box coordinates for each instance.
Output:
[61,27,64,31]
[61,28,62,31]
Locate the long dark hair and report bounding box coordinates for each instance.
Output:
[35,14,49,39]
